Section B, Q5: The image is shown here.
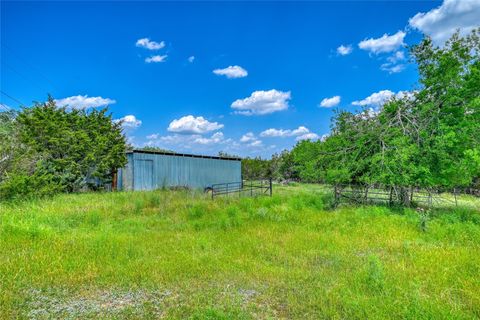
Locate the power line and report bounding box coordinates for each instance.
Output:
[3,62,50,93]
[1,44,60,92]
[0,90,26,106]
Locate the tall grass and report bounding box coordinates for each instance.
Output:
[0,184,479,319]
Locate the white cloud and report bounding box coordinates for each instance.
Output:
[387,51,405,63]
[135,38,165,50]
[240,132,263,147]
[231,89,291,115]
[381,63,406,74]
[213,65,248,78]
[240,132,257,143]
[259,128,290,138]
[320,95,341,108]
[194,132,226,145]
[145,55,168,63]
[116,115,142,129]
[292,126,310,136]
[352,90,414,107]
[352,90,395,107]
[0,104,10,111]
[54,95,116,109]
[260,126,310,138]
[249,140,263,147]
[145,131,231,151]
[337,45,353,55]
[296,133,319,141]
[146,134,159,140]
[378,51,407,74]
[358,31,406,54]
[188,56,195,63]
[167,115,223,134]
[409,0,480,46]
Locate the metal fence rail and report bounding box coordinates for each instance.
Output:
[333,184,478,208]
[210,179,272,199]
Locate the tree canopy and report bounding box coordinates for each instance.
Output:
[0,97,127,199]
[243,30,480,190]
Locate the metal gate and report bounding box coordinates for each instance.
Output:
[210,179,272,199]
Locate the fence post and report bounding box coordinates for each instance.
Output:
[250,180,253,197]
[454,188,458,207]
[389,187,393,206]
[269,178,272,197]
[334,185,339,207]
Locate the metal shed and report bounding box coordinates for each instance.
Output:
[116,150,242,191]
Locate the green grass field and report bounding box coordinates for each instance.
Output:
[1,184,479,319]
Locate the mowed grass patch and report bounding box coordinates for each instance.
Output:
[0,184,479,319]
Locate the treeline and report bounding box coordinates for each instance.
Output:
[243,30,480,191]
[2,31,478,200]
[0,97,127,200]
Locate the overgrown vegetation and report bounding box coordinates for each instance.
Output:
[0,97,127,200]
[242,30,480,196]
[1,184,479,318]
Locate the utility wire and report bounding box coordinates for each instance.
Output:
[3,62,50,93]
[1,44,60,93]
[0,90,26,106]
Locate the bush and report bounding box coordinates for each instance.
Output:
[0,171,63,201]
[0,96,127,200]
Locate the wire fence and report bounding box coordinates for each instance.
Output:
[333,184,479,208]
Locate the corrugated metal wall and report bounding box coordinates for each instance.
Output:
[118,151,241,191]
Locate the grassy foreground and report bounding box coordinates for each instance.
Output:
[1,184,479,319]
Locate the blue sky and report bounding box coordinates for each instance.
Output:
[1,1,478,157]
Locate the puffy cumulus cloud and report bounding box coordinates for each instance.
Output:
[320,133,330,142]
[145,55,168,63]
[260,126,310,138]
[296,133,319,141]
[249,140,263,147]
[320,95,341,108]
[188,56,195,63]
[352,90,414,107]
[352,90,395,107]
[260,128,290,137]
[231,89,291,115]
[115,115,142,129]
[337,44,353,55]
[240,132,263,147]
[409,0,480,46]
[135,38,165,50]
[167,115,223,134]
[194,132,225,145]
[240,132,257,143]
[358,31,406,54]
[213,65,248,78]
[54,95,116,109]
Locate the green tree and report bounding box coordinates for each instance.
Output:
[1,97,127,199]
[290,29,480,193]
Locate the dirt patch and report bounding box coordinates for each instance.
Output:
[25,288,172,319]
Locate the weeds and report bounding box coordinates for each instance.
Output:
[0,184,479,319]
